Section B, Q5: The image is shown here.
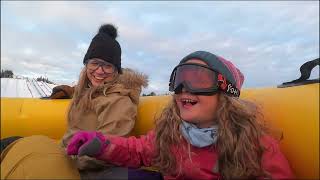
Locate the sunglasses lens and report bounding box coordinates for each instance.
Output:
[173,64,217,91]
[87,62,99,70]
[102,64,115,73]
[87,60,115,74]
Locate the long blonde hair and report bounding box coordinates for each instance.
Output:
[67,67,118,127]
[153,93,272,179]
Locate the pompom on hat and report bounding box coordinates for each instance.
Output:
[83,24,122,73]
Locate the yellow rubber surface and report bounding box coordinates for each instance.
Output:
[1,84,319,178]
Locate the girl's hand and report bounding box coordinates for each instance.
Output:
[67,131,109,157]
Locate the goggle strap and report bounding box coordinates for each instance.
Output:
[217,74,240,97]
[168,69,176,91]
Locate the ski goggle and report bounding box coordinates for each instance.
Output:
[169,63,240,97]
[86,59,116,74]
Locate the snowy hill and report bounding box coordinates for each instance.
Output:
[1,77,57,98]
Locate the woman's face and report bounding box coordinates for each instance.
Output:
[86,58,117,87]
[174,59,219,128]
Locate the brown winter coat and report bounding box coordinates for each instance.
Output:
[61,68,148,170]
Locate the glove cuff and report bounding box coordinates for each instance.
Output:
[78,132,109,157]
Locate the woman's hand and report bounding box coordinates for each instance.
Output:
[67,131,109,157]
[49,85,74,99]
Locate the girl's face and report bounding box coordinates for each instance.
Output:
[175,59,219,128]
[86,58,117,87]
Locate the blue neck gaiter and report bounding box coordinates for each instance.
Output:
[180,120,218,148]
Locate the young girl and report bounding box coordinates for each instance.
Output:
[66,51,294,179]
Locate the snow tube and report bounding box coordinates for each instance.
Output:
[1,57,319,178]
[1,83,319,179]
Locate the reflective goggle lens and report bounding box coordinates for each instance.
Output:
[169,63,240,97]
[172,64,218,92]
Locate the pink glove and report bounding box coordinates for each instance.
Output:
[67,131,109,157]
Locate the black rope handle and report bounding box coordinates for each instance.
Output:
[278,58,319,88]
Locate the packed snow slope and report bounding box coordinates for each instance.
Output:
[1,77,57,98]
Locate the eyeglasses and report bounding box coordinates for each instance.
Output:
[169,63,240,97]
[86,59,116,74]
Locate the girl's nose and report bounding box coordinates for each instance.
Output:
[174,85,191,95]
[181,87,192,94]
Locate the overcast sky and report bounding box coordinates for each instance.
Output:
[1,1,319,94]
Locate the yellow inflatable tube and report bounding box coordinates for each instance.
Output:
[1,84,319,179]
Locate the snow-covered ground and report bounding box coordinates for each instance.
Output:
[1,77,57,98]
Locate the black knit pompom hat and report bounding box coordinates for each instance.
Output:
[83,24,122,74]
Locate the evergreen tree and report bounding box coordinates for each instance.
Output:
[0,69,14,78]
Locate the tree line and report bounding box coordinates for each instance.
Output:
[142,92,170,96]
[1,69,54,84]
[1,70,14,78]
[142,92,156,96]
[36,76,54,84]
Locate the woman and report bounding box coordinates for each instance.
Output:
[61,24,148,171]
[1,23,149,179]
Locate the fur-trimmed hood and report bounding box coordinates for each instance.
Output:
[117,68,148,90]
[101,68,148,104]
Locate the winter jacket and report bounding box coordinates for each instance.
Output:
[99,130,295,180]
[61,68,148,170]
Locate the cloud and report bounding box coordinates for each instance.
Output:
[1,1,319,94]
